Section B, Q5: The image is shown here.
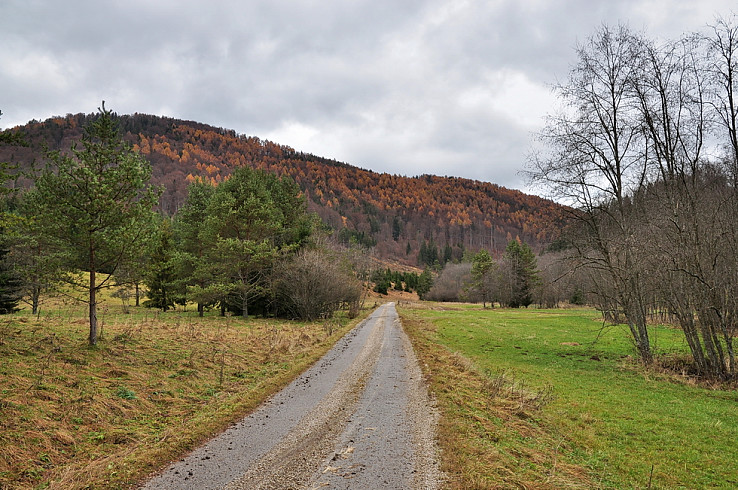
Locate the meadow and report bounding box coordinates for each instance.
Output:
[3,294,736,489]
[400,304,738,489]
[0,295,362,489]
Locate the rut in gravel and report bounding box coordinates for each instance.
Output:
[141,303,443,489]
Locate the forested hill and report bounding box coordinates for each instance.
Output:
[1,112,563,264]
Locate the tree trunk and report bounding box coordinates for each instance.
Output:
[135,282,140,307]
[198,302,204,317]
[89,269,98,345]
[31,286,40,315]
[242,296,248,318]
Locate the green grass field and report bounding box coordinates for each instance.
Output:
[400,304,738,489]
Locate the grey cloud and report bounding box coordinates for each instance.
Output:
[2,0,736,192]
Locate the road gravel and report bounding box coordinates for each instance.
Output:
[141,303,443,489]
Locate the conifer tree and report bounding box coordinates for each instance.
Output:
[31,104,160,344]
[0,110,25,314]
[172,180,215,316]
[144,219,178,311]
[0,243,21,314]
[7,192,64,314]
[194,167,313,317]
[416,268,433,299]
[501,239,539,308]
[443,244,453,264]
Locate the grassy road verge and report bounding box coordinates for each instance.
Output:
[0,301,365,489]
[400,303,738,489]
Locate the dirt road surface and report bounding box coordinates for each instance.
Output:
[141,303,443,489]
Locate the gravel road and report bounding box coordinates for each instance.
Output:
[141,303,443,489]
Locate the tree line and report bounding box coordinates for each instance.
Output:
[529,17,738,379]
[0,105,362,345]
[370,267,433,297]
[420,238,581,309]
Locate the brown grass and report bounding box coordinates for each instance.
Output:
[0,301,366,489]
[400,308,593,489]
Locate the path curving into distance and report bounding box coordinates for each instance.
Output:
[141,303,443,489]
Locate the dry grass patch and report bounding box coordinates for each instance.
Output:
[0,304,365,489]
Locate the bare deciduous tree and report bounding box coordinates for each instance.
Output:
[530,20,738,378]
[529,24,654,362]
[631,28,736,378]
[275,248,362,321]
[706,14,738,181]
[425,263,472,302]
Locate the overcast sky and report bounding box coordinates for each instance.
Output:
[1,1,735,192]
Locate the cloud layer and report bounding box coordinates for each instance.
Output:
[1,0,735,191]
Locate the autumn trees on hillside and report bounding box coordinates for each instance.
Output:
[529,18,738,378]
[0,107,363,343]
[0,111,563,264]
[6,105,553,329]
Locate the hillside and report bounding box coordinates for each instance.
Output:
[0,112,563,264]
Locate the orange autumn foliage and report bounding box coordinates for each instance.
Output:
[1,112,564,263]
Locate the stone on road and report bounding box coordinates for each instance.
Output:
[141,303,442,489]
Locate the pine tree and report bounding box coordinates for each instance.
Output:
[418,239,439,267]
[0,110,24,313]
[416,269,434,299]
[31,103,160,344]
[172,180,216,316]
[6,193,65,315]
[443,244,453,264]
[392,216,402,241]
[195,167,313,317]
